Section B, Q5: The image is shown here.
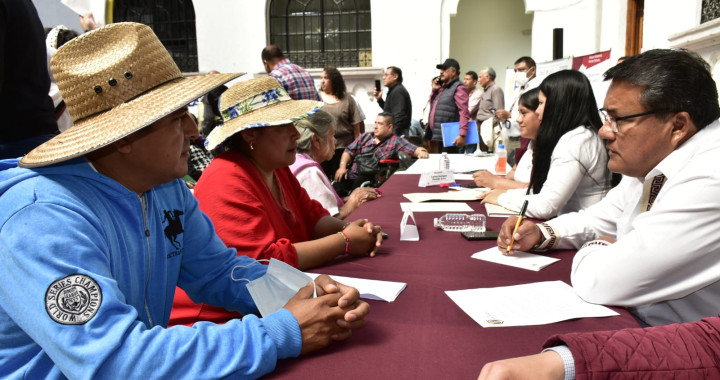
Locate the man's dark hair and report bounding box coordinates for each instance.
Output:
[514,56,536,68]
[465,70,478,81]
[388,66,403,83]
[323,66,347,99]
[261,44,285,62]
[379,112,394,125]
[604,48,720,130]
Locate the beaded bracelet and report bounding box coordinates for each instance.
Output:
[337,231,350,256]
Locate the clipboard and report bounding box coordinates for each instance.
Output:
[441,120,479,147]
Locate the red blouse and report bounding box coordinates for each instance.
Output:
[170,151,329,326]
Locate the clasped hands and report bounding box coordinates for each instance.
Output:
[343,218,383,257]
[284,275,370,355]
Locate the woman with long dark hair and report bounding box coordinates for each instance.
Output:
[481,70,611,219]
[319,66,363,178]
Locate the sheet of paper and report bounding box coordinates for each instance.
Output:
[471,246,560,271]
[61,0,92,15]
[445,281,619,327]
[403,190,487,203]
[484,202,519,217]
[306,273,407,302]
[401,154,495,175]
[400,202,473,212]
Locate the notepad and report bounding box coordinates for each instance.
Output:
[441,121,479,147]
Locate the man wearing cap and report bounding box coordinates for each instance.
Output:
[427,58,471,153]
[0,23,369,379]
[262,44,321,101]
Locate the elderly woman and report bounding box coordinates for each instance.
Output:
[290,110,380,220]
[170,77,383,326]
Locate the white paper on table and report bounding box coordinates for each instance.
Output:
[400,209,419,241]
[306,273,407,302]
[471,246,560,271]
[445,281,619,327]
[403,190,487,203]
[484,203,519,217]
[400,202,473,212]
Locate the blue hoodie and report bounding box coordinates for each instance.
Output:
[0,158,302,379]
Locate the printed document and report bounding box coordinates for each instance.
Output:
[446,281,619,327]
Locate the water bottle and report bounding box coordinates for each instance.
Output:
[434,213,486,232]
[439,152,450,171]
[494,144,507,174]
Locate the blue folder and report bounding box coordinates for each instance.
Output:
[441,120,479,147]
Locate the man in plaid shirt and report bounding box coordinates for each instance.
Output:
[334,112,429,195]
[262,45,321,101]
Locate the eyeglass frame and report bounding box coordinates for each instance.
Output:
[598,108,659,134]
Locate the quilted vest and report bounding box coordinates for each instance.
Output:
[431,78,462,141]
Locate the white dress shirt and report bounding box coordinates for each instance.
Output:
[545,120,720,326]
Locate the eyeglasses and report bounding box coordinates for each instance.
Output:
[599,108,657,134]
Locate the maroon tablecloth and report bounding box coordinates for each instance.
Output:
[268,174,640,379]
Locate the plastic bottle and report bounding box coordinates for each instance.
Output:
[434,213,486,232]
[439,152,450,171]
[494,144,507,174]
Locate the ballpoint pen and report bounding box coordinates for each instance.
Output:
[506,200,529,253]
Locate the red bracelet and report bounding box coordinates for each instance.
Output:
[337,231,350,256]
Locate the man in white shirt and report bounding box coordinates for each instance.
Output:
[498,48,720,328]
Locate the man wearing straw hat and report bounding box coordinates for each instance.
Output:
[0,22,369,379]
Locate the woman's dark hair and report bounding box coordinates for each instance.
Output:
[323,66,347,100]
[518,87,540,111]
[530,70,605,194]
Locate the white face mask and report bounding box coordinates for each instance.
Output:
[514,72,529,87]
[233,258,316,317]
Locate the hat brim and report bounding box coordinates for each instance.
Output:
[205,99,322,150]
[436,64,446,69]
[19,72,242,168]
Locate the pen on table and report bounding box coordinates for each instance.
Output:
[506,200,529,253]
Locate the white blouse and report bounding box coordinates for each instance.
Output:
[497,126,608,219]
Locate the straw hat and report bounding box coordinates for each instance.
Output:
[20,22,242,168]
[205,76,322,150]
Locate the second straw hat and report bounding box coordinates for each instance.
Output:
[205,76,322,150]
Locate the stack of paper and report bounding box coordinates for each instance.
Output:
[484,203,518,217]
[403,190,487,203]
[445,281,619,327]
[400,202,473,212]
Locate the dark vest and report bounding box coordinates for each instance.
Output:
[431,78,462,141]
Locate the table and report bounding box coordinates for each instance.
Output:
[269,174,640,379]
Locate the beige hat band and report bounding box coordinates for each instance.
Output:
[220,87,291,122]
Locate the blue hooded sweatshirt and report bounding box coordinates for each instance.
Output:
[0,158,302,379]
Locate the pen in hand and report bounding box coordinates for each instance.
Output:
[506,200,529,254]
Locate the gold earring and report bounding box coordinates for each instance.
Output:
[250,142,254,150]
